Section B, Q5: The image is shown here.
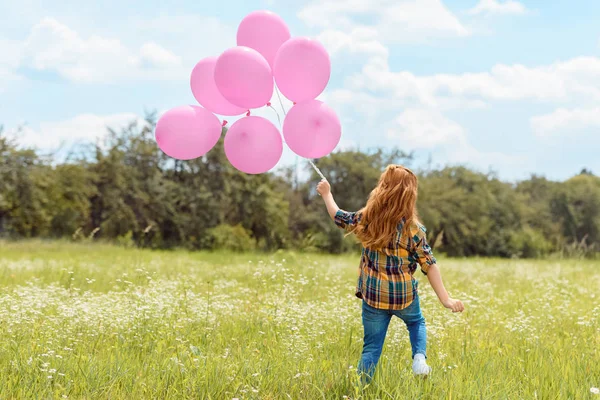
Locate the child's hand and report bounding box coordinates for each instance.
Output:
[442,298,465,313]
[316,179,331,197]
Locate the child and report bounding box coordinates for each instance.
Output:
[316,165,464,383]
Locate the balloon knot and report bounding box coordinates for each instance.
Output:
[293,102,297,105]
[222,120,228,127]
[266,102,271,107]
[246,110,251,117]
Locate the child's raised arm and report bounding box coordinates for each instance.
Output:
[316,179,339,220]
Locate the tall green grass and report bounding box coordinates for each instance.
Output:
[1,240,599,399]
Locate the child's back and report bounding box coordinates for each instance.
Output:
[317,164,464,384]
[335,207,435,310]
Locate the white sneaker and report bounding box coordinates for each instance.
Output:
[412,354,432,376]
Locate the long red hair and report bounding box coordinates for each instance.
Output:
[349,165,420,249]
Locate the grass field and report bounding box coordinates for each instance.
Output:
[1,241,599,399]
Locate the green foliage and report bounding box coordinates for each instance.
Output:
[0,118,599,257]
[116,231,135,248]
[47,164,97,237]
[508,227,554,258]
[418,167,523,257]
[207,224,256,252]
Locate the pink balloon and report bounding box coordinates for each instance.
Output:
[190,57,246,116]
[155,105,222,160]
[224,116,283,174]
[274,37,331,103]
[214,46,274,110]
[237,10,291,69]
[283,100,341,159]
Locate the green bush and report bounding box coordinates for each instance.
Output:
[207,224,256,252]
[509,227,553,258]
[299,228,360,254]
[116,231,135,249]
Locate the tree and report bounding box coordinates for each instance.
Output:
[0,117,598,257]
[552,174,600,247]
[419,167,524,257]
[310,149,413,212]
[0,131,52,237]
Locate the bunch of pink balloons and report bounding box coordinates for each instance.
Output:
[155,10,342,174]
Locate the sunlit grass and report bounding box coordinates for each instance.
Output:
[1,240,599,399]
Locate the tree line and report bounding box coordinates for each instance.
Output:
[1,115,598,258]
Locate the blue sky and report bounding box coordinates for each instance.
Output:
[1,0,599,181]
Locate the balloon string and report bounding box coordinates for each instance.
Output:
[308,160,326,181]
[269,94,327,183]
[275,86,287,116]
[269,105,283,131]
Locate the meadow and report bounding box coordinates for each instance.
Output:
[0,241,599,399]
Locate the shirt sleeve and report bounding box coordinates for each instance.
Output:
[334,210,360,231]
[411,226,437,275]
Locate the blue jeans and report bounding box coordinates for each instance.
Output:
[357,295,427,383]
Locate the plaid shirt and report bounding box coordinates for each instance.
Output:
[335,209,437,311]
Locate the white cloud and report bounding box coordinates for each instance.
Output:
[468,0,528,16]
[131,15,234,62]
[322,88,402,120]
[380,0,469,40]
[299,0,469,44]
[15,113,147,151]
[139,42,182,67]
[387,108,465,148]
[298,0,599,177]
[349,56,600,108]
[12,18,188,83]
[315,35,600,175]
[300,1,596,114]
[299,0,379,29]
[305,1,587,115]
[317,27,388,60]
[531,107,600,137]
[0,38,22,92]
[444,139,525,168]
[385,108,524,168]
